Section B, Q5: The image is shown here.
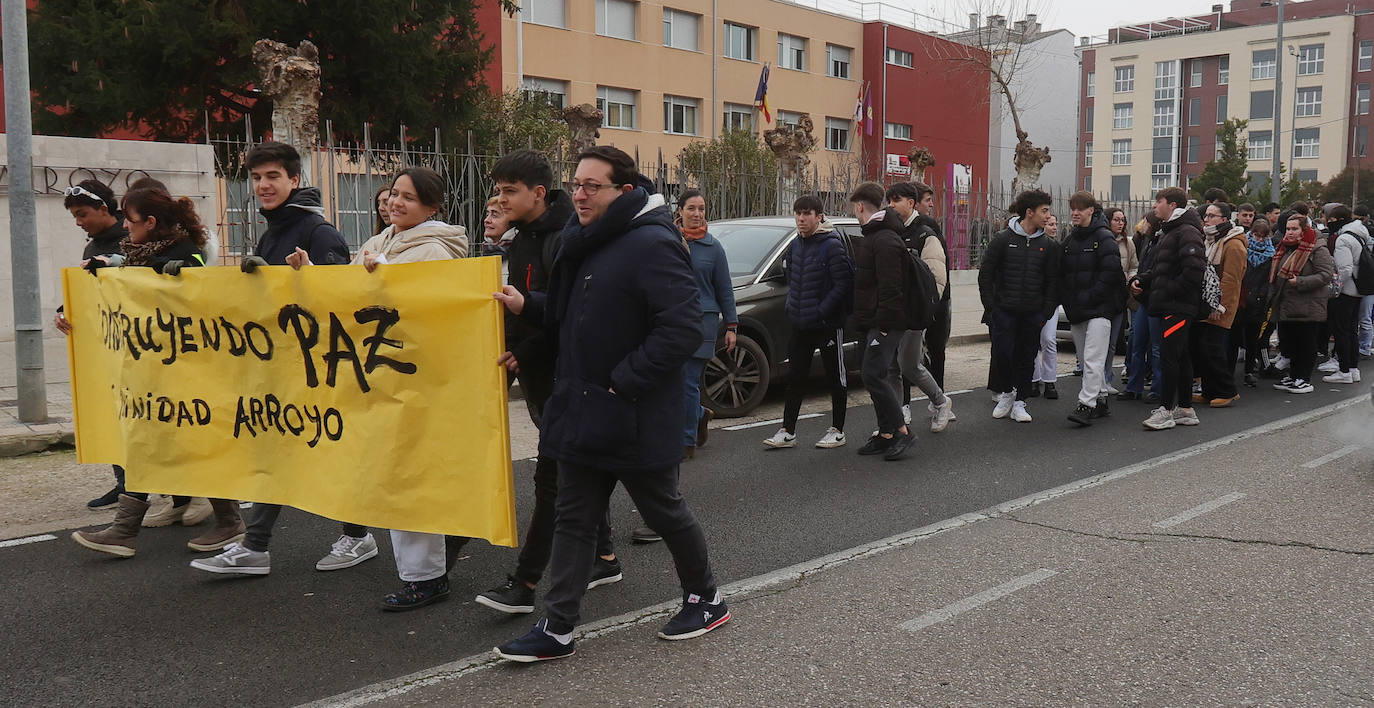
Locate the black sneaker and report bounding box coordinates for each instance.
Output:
[1144,392,1162,404]
[1116,390,1141,401]
[857,434,894,456]
[1090,399,1111,419]
[1043,383,1059,400]
[631,526,662,544]
[380,576,450,612]
[495,618,575,662]
[1026,382,1042,398]
[586,557,623,590]
[657,591,731,640]
[1068,403,1094,426]
[87,486,122,510]
[883,430,916,461]
[475,576,535,614]
[1244,373,1258,387]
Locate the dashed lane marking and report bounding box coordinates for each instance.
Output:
[1152,492,1247,529]
[900,568,1060,632]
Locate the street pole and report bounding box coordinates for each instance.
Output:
[2,0,49,423]
[1270,0,1284,203]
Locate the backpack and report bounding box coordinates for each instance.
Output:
[902,246,942,331]
[1202,263,1222,314]
[1351,235,1374,296]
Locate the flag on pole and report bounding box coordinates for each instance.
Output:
[852,82,867,123]
[863,84,874,136]
[753,64,773,124]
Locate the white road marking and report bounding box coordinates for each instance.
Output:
[722,413,820,431]
[899,568,1059,632]
[1300,445,1362,469]
[1152,492,1247,529]
[305,395,1368,708]
[0,534,57,549]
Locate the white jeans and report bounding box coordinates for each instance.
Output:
[1070,317,1112,406]
[1033,314,1058,383]
[390,530,445,582]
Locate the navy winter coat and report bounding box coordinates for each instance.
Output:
[505,189,574,381]
[254,188,350,266]
[1058,211,1125,323]
[784,224,853,330]
[521,184,701,471]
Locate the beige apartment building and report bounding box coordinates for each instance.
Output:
[1082,11,1366,199]
[497,0,867,172]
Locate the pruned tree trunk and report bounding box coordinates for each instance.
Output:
[1011,130,1051,193]
[253,39,321,183]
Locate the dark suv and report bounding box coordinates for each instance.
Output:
[701,216,863,417]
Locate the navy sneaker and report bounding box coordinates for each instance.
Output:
[87,486,122,510]
[658,591,731,640]
[380,576,450,612]
[586,556,624,590]
[495,618,576,662]
[856,434,893,456]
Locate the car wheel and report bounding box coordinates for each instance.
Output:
[702,334,771,417]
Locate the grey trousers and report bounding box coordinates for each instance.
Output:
[893,329,948,407]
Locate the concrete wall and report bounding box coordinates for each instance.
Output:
[0,135,216,340]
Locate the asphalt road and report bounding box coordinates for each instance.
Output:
[1,369,1369,707]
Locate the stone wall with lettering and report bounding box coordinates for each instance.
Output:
[0,135,216,340]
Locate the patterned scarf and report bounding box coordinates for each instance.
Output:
[120,236,178,266]
[1246,232,1275,268]
[1270,225,1316,284]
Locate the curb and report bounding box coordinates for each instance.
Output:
[0,427,75,458]
[947,332,990,346]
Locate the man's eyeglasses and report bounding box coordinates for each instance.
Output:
[565,181,621,196]
[63,186,106,204]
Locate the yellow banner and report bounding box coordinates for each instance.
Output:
[62,258,516,545]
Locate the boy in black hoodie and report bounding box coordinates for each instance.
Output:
[1059,192,1124,425]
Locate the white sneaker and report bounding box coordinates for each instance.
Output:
[930,399,955,433]
[902,404,912,425]
[1354,369,1363,382]
[180,497,213,526]
[1010,401,1032,423]
[316,533,379,571]
[1103,384,1120,395]
[1143,406,1176,430]
[189,542,270,575]
[763,428,796,448]
[1172,407,1200,426]
[1274,355,1290,371]
[1321,371,1354,384]
[1286,379,1315,394]
[992,392,1014,419]
[1318,359,1340,373]
[815,427,847,448]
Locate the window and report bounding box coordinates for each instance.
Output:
[1357,84,1370,116]
[1250,90,1274,120]
[1187,97,1201,126]
[663,95,698,135]
[1084,141,1093,167]
[824,117,850,152]
[1296,44,1324,76]
[1151,163,1173,191]
[1111,175,1131,202]
[1115,65,1135,93]
[1154,61,1177,100]
[596,0,636,40]
[1218,56,1229,85]
[777,110,802,128]
[1361,40,1373,72]
[1085,105,1094,132]
[886,47,913,68]
[1112,139,1132,165]
[723,22,756,61]
[1295,86,1322,117]
[778,33,806,71]
[1153,101,1175,137]
[1086,71,1095,97]
[1083,176,1092,191]
[662,9,698,51]
[723,103,753,133]
[1293,127,1319,158]
[1294,169,1318,182]
[521,0,565,27]
[1217,95,1228,123]
[1251,49,1276,80]
[521,77,567,110]
[596,86,636,129]
[826,45,851,79]
[1356,125,1368,157]
[1190,63,1203,88]
[884,122,912,140]
[1186,135,1200,163]
[1113,103,1133,129]
[1152,137,1172,166]
[1245,171,1267,193]
[1247,130,1272,160]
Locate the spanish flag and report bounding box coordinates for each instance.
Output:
[754,64,772,124]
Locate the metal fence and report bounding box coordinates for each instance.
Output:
[209,125,1159,269]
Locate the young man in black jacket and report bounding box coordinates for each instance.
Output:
[1059,192,1124,425]
[493,146,726,662]
[978,189,1059,423]
[1133,186,1207,430]
[475,150,623,614]
[849,182,917,461]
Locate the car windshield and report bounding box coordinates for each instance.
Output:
[710,223,794,277]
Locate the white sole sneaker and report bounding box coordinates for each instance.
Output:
[188,559,270,575]
[316,546,379,571]
[475,595,535,614]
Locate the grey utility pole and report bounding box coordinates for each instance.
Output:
[3,0,49,422]
[1270,0,1285,203]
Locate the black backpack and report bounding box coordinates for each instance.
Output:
[902,246,942,331]
[1351,234,1374,296]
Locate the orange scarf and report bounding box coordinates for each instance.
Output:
[681,224,708,241]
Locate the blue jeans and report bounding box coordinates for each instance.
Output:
[1359,294,1374,355]
[1126,308,1163,396]
[682,357,707,446]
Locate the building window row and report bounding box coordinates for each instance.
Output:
[1083,141,1092,167]
[1296,44,1324,76]
[778,33,806,71]
[886,47,913,68]
[1361,40,1373,72]
[1252,49,1276,80]
[1113,103,1133,130]
[1293,128,1320,159]
[1358,84,1371,116]
[1153,101,1175,137]
[1155,61,1178,101]
[1295,86,1322,117]
[1086,71,1095,97]
[596,0,637,41]
[1218,56,1229,85]
[1248,130,1272,160]
[1112,139,1132,165]
[662,8,699,51]
[885,122,912,140]
[1114,65,1135,93]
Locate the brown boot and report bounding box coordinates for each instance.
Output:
[72,494,150,557]
[187,499,246,551]
[696,408,714,448]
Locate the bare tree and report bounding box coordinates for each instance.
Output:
[923,0,1053,192]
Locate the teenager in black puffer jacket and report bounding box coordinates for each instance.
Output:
[1058,193,1124,424]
